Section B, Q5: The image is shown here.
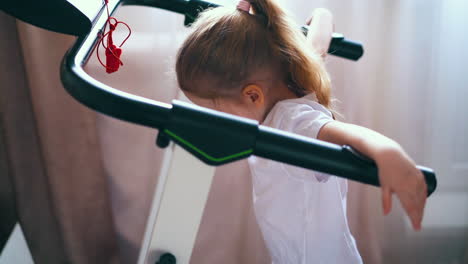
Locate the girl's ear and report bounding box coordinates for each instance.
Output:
[242,84,265,107]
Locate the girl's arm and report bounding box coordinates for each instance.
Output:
[318,121,428,231]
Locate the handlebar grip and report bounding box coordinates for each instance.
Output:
[342,145,437,196]
[301,26,364,61]
[417,166,437,196]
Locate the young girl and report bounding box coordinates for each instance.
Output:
[175,0,427,263]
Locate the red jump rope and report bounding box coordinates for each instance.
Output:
[96,0,131,73]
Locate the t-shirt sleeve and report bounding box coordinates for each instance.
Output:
[285,102,332,138]
[270,100,334,182]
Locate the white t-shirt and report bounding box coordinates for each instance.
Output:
[248,94,363,264]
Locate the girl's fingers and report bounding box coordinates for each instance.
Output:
[305,9,334,57]
[408,174,427,230]
[406,200,420,230]
[382,187,392,215]
[409,203,423,230]
[414,188,427,230]
[306,8,333,26]
[399,192,424,231]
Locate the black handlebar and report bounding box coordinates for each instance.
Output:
[255,127,436,194]
[301,28,364,61]
[60,0,435,196]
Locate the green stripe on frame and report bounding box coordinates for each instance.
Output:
[164,129,253,163]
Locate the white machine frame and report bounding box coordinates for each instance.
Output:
[137,133,216,263]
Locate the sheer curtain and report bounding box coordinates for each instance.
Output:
[2,0,467,263]
[0,13,120,263]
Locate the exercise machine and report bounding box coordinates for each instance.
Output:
[1,1,436,263]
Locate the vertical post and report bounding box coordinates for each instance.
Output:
[138,143,215,264]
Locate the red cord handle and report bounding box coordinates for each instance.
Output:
[96,0,132,73]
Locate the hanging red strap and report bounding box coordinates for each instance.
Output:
[96,0,132,73]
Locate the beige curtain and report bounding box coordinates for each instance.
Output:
[1,0,467,263]
[0,11,120,264]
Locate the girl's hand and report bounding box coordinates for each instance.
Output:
[375,146,428,230]
[305,8,334,58]
[318,121,428,231]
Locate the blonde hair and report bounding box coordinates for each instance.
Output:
[176,0,332,108]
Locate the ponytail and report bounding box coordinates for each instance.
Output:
[249,0,332,108]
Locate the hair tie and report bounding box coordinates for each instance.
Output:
[237,0,251,13]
